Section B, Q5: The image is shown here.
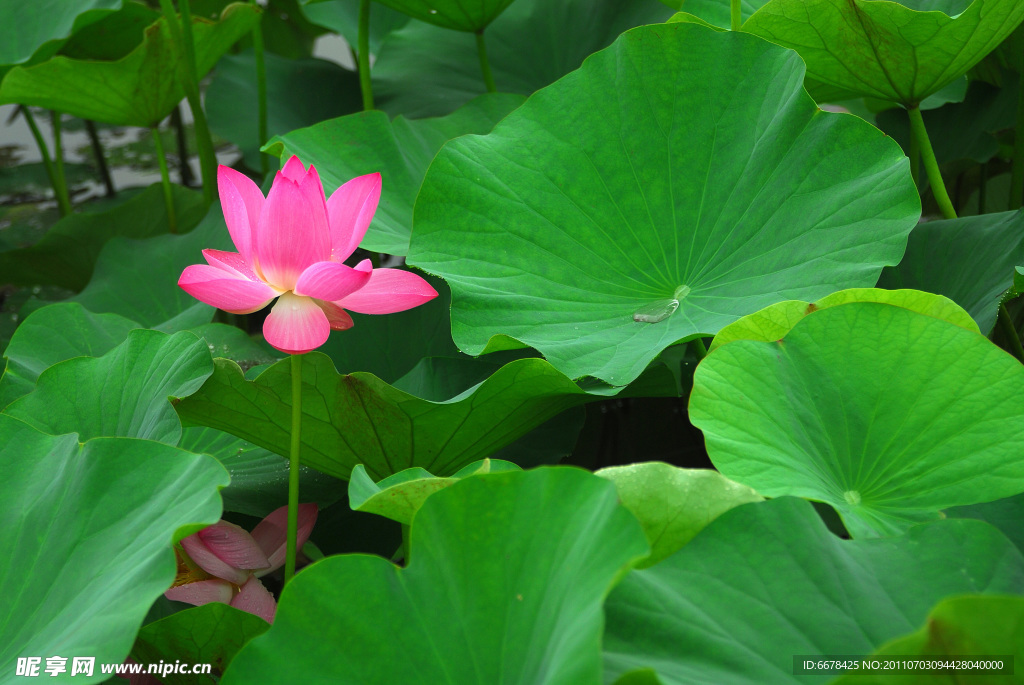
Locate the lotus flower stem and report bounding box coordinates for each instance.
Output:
[285,352,303,584]
[998,304,1024,363]
[979,162,988,214]
[1012,68,1024,210]
[400,524,411,565]
[475,29,497,94]
[730,0,741,31]
[20,107,65,216]
[49,111,73,217]
[690,337,708,361]
[84,120,115,197]
[160,0,218,205]
[170,105,195,186]
[907,106,956,220]
[151,126,178,234]
[908,125,920,189]
[251,0,270,175]
[358,0,374,110]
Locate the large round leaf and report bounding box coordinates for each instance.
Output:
[372,0,672,117]
[347,458,520,524]
[878,211,1024,334]
[372,0,515,31]
[0,303,140,409]
[946,494,1024,556]
[263,93,525,255]
[408,23,920,386]
[0,0,122,67]
[0,4,260,127]
[689,302,1024,538]
[131,604,270,684]
[0,184,206,291]
[603,497,1024,685]
[0,415,227,680]
[3,329,213,444]
[743,0,1024,106]
[222,468,648,684]
[174,353,597,480]
[830,596,1024,684]
[596,463,763,568]
[709,287,980,353]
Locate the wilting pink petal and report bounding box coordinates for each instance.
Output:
[327,173,381,263]
[203,249,266,283]
[178,264,277,315]
[316,300,354,330]
[197,521,271,570]
[334,268,438,314]
[255,171,331,291]
[218,166,264,266]
[251,503,319,575]
[164,578,234,606]
[281,155,306,182]
[231,576,277,623]
[180,522,268,585]
[263,292,330,354]
[294,259,372,301]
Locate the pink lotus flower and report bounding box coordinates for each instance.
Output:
[179,157,438,354]
[165,503,318,623]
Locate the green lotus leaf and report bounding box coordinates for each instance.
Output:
[0,0,122,68]
[690,302,1024,538]
[946,494,1024,555]
[348,458,520,524]
[174,352,597,480]
[0,303,276,411]
[3,329,213,445]
[595,463,763,568]
[603,497,1024,685]
[0,303,140,409]
[830,596,1024,684]
[131,604,270,684]
[0,184,205,291]
[710,288,979,352]
[0,415,227,680]
[263,93,525,255]
[58,1,161,61]
[371,0,672,117]
[222,468,648,684]
[372,0,514,31]
[0,3,260,127]
[408,23,920,386]
[206,50,361,171]
[742,0,1024,106]
[69,202,234,329]
[878,211,1024,334]
[299,0,409,56]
